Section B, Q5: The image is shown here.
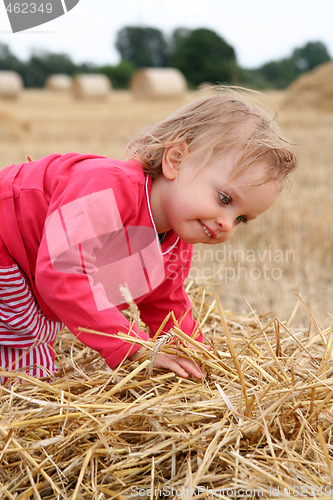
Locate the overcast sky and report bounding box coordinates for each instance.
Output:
[0,0,332,69]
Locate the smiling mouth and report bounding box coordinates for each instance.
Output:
[200,221,214,238]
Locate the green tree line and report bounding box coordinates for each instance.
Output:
[0,26,330,90]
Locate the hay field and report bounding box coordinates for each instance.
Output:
[0,88,331,325]
[0,88,333,499]
[1,286,333,499]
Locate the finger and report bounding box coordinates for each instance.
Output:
[177,357,204,379]
[168,362,189,378]
[154,354,189,378]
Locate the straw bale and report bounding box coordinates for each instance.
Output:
[45,74,72,92]
[72,74,111,99]
[282,62,333,112]
[0,70,23,99]
[1,283,333,498]
[131,68,187,99]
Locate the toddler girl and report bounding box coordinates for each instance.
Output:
[0,88,297,382]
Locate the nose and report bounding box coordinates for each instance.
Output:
[216,216,234,236]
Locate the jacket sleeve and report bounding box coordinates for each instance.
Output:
[36,253,149,368]
[137,250,204,343]
[35,158,150,369]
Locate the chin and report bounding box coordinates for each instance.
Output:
[176,234,198,244]
[185,237,212,245]
[203,239,222,245]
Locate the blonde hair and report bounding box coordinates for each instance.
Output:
[127,86,297,185]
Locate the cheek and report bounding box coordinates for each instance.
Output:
[263,184,281,209]
[216,227,237,244]
[226,228,237,241]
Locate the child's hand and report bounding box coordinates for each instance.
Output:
[153,352,204,379]
[129,346,206,379]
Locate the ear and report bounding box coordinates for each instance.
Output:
[161,142,189,180]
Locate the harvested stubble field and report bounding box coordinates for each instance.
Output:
[0,87,332,498]
[1,285,333,499]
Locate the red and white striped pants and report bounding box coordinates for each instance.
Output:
[0,262,63,382]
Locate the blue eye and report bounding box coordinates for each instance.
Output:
[236,215,247,224]
[219,192,231,205]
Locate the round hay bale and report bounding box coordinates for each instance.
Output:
[282,62,333,111]
[0,71,23,99]
[46,74,72,92]
[131,68,187,99]
[72,74,111,99]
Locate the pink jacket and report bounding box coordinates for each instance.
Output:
[0,153,202,368]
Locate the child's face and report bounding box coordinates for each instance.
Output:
[150,144,280,245]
